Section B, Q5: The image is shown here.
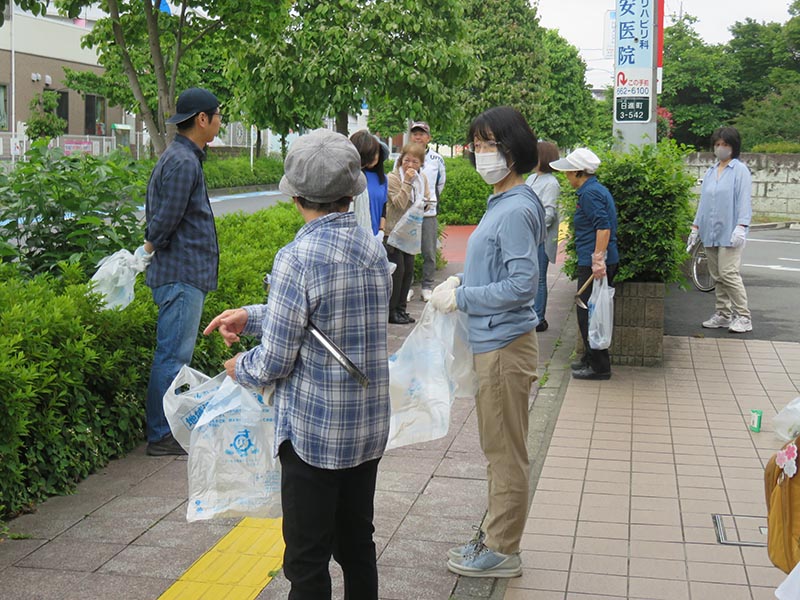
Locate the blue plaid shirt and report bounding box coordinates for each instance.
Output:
[145,134,219,292]
[235,211,392,470]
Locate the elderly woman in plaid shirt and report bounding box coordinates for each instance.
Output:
[205,130,392,600]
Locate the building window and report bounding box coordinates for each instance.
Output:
[57,91,69,129]
[0,84,7,131]
[84,94,106,135]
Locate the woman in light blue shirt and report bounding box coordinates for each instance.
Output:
[688,126,753,333]
[430,106,545,579]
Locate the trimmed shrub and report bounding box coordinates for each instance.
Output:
[560,140,696,283]
[437,156,492,225]
[750,142,800,154]
[0,141,148,277]
[0,203,304,521]
[202,155,284,189]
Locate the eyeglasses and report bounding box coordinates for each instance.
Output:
[214,112,224,122]
[467,141,501,153]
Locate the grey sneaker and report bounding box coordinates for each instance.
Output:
[446,542,522,578]
[728,315,753,333]
[448,529,485,563]
[421,288,433,302]
[702,312,731,328]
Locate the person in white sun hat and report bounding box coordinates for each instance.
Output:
[550,147,619,381]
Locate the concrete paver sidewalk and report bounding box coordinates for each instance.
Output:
[3,222,797,599]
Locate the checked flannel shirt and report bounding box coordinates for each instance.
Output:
[145,134,219,293]
[235,211,392,470]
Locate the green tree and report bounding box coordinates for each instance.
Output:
[25,91,67,140]
[660,15,740,149]
[735,82,800,149]
[537,29,595,147]
[48,0,290,155]
[726,18,789,104]
[460,0,549,137]
[230,0,471,140]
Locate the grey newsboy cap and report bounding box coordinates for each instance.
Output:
[279,129,367,203]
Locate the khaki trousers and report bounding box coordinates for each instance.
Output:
[705,245,750,318]
[473,329,539,555]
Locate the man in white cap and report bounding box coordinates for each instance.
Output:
[409,120,446,301]
[550,148,619,380]
[204,129,392,599]
[142,87,222,456]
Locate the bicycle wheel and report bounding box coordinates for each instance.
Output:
[691,242,715,292]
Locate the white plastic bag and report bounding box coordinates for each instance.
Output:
[387,201,424,255]
[90,249,148,309]
[163,366,228,451]
[386,304,478,450]
[776,557,800,599]
[187,376,280,522]
[162,365,279,522]
[588,276,615,350]
[774,397,800,442]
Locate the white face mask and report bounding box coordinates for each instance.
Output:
[714,146,732,161]
[475,151,511,185]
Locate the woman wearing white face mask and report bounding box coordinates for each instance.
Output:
[688,126,753,333]
[430,106,545,579]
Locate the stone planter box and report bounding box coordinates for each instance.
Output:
[610,281,665,367]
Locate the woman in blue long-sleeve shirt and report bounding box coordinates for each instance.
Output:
[688,126,753,333]
[430,106,545,579]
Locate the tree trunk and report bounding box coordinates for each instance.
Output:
[256,129,262,158]
[280,134,287,159]
[335,110,349,135]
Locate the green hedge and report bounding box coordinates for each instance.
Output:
[560,140,696,284]
[0,203,304,520]
[438,156,493,225]
[203,155,284,189]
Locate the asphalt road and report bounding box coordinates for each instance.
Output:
[665,226,800,342]
[209,189,290,216]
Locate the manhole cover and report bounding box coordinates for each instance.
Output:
[712,514,768,547]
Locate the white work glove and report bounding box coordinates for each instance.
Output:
[375,230,385,244]
[591,251,606,279]
[132,245,154,271]
[730,225,747,248]
[430,288,458,313]
[433,275,461,294]
[686,228,699,253]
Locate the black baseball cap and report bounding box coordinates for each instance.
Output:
[166,87,220,125]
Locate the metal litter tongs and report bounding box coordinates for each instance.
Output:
[264,273,369,388]
[574,276,595,310]
[306,321,369,389]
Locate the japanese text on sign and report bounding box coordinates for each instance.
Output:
[615,0,654,69]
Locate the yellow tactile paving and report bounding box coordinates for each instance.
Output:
[159,517,284,600]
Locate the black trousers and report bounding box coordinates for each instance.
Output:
[279,442,381,600]
[576,263,618,374]
[386,244,414,313]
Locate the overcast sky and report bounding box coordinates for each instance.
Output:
[534,0,792,87]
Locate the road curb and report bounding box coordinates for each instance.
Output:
[750,220,800,231]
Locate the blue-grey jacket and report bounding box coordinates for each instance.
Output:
[455,184,545,353]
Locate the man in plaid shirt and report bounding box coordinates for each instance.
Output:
[142,87,221,456]
[205,129,392,599]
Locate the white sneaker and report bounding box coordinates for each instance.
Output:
[729,315,753,333]
[407,289,414,302]
[702,312,731,328]
[421,288,433,302]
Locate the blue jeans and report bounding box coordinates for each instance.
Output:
[534,243,549,322]
[146,282,206,442]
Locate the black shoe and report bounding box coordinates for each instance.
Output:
[570,359,587,370]
[571,367,611,381]
[535,319,548,332]
[400,310,416,323]
[146,433,187,456]
[389,310,411,325]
